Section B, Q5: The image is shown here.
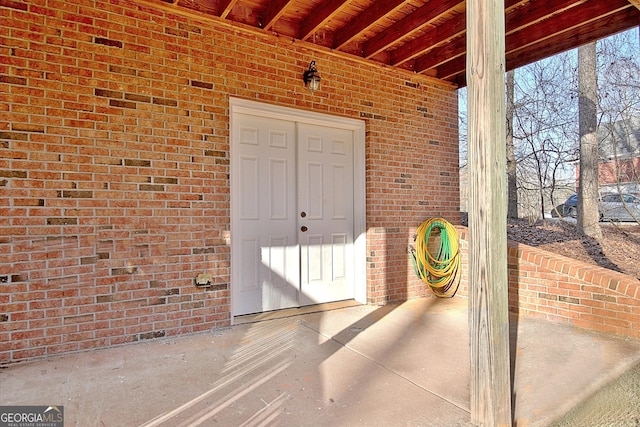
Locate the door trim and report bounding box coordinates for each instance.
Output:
[229,97,367,319]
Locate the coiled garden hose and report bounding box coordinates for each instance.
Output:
[409,218,461,298]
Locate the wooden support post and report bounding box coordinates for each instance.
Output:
[466,0,512,426]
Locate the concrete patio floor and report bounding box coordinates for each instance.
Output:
[2,297,640,426]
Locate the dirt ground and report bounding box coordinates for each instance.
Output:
[461,213,640,279]
[506,218,640,279]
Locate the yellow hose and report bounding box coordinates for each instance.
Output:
[410,218,461,298]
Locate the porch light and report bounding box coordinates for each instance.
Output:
[303,61,321,92]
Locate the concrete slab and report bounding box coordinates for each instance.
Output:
[508,313,640,426]
[1,297,639,426]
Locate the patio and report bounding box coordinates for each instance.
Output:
[2,296,639,426]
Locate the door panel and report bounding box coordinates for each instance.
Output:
[232,114,298,315]
[332,233,347,279]
[298,123,355,305]
[239,237,259,293]
[239,156,259,219]
[306,162,324,219]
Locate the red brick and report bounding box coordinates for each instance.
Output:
[2,0,459,363]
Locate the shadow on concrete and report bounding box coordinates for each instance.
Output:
[2,296,640,426]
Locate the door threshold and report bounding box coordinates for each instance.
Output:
[233,300,362,325]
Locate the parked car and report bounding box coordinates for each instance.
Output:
[550,192,640,222]
[599,193,640,222]
[549,194,578,218]
[550,205,563,217]
[562,194,579,218]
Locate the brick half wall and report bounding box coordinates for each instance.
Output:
[457,228,640,339]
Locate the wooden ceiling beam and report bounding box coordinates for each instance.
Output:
[507,8,640,70]
[260,0,295,30]
[430,0,522,82]
[414,36,465,73]
[434,54,466,83]
[298,0,351,40]
[217,0,237,18]
[394,0,583,69]
[505,0,632,54]
[434,5,639,86]
[332,0,409,50]
[389,0,524,66]
[505,0,586,35]
[628,0,640,10]
[412,34,465,73]
[390,13,465,66]
[504,0,528,13]
[362,0,463,59]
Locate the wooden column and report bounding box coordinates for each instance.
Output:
[466,0,512,426]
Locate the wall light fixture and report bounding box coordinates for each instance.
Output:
[303,61,321,92]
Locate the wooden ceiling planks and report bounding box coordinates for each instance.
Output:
[332,0,407,49]
[627,0,640,9]
[162,0,640,85]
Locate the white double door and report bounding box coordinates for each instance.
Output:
[232,112,356,316]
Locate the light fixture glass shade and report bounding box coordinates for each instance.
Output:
[303,61,321,92]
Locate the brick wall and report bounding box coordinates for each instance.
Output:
[457,228,640,339]
[597,158,640,185]
[0,0,460,363]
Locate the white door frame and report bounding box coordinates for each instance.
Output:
[229,97,367,318]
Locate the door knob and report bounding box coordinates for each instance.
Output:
[300,211,307,218]
[301,226,308,232]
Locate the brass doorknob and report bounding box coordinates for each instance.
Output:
[301,226,308,232]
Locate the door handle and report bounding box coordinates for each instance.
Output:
[301,226,308,232]
[300,211,307,218]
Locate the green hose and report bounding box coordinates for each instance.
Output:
[409,218,461,298]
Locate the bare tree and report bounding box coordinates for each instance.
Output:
[512,52,578,220]
[458,29,639,223]
[506,70,518,219]
[596,29,640,203]
[577,42,602,240]
[458,88,469,214]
